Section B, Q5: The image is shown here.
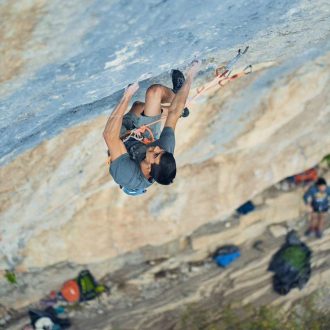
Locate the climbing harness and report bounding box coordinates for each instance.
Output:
[106,125,155,165]
[122,125,155,144]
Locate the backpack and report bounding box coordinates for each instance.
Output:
[29,307,71,329]
[76,270,106,301]
[236,201,255,215]
[294,168,318,184]
[268,231,312,295]
[213,245,241,267]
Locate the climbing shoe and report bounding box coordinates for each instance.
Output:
[171,69,185,94]
[181,107,190,118]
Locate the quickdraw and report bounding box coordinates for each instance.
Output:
[107,47,252,166]
[216,64,252,87]
[122,125,155,144]
[120,47,252,137]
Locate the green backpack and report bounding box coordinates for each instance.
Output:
[76,270,106,301]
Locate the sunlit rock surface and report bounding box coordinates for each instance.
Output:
[1,48,329,271]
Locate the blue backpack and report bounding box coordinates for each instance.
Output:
[213,245,241,267]
[236,201,255,215]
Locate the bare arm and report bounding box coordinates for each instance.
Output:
[165,61,201,130]
[103,83,139,161]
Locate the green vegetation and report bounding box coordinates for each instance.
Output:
[321,154,330,168]
[4,270,17,285]
[177,296,330,330]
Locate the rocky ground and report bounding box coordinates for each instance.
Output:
[2,169,330,329]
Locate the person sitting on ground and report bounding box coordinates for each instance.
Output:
[303,177,330,238]
[103,61,201,195]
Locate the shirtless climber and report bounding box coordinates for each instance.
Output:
[103,60,201,195]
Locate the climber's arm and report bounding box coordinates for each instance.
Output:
[103,83,139,161]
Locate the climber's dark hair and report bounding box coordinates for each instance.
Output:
[316,177,327,186]
[150,152,176,185]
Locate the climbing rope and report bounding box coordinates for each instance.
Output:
[121,62,253,139]
[122,125,155,144]
[107,125,155,164]
[107,48,252,165]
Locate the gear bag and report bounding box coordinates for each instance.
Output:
[268,231,312,295]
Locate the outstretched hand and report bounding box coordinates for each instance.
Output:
[125,82,139,97]
[187,60,201,79]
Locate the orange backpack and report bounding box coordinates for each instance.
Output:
[294,168,318,184]
[61,280,80,303]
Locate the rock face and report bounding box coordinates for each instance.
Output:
[1,51,329,273]
[1,0,330,323]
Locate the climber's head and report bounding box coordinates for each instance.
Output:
[316,177,327,192]
[143,145,176,185]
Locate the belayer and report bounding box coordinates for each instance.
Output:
[303,177,330,238]
[103,60,201,195]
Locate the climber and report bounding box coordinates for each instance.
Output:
[103,60,201,196]
[303,177,330,238]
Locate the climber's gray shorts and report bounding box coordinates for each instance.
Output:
[120,112,162,139]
